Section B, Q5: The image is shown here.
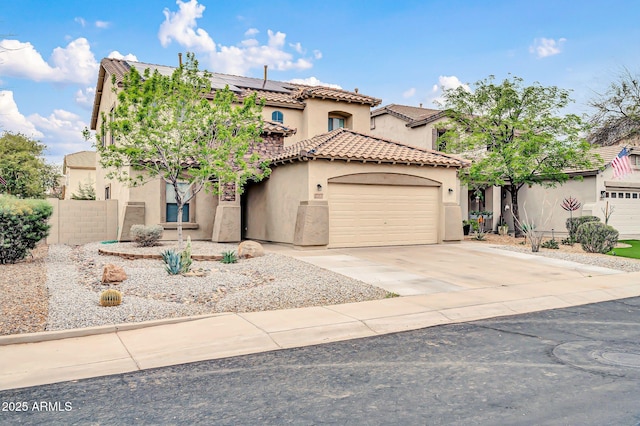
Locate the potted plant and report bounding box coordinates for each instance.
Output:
[497,216,508,235]
[463,220,472,236]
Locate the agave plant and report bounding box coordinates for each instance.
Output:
[161,249,183,275]
[221,250,238,264]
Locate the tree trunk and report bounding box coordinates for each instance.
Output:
[176,203,184,249]
[509,184,522,237]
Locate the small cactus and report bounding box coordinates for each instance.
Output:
[100,289,122,307]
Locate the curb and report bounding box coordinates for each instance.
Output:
[0,313,225,346]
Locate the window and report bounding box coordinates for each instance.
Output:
[109,105,115,145]
[626,193,631,199]
[271,110,283,123]
[436,129,447,151]
[619,192,624,199]
[634,193,638,199]
[166,183,191,223]
[328,117,345,131]
[611,193,617,198]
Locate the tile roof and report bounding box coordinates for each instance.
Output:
[371,104,442,122]
[271,128,468,167]
[291,86,381,107]
[63,151,96,172]
[263,120,297,136]
[91,58,379,129]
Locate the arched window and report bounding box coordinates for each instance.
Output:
[271,110,283,123]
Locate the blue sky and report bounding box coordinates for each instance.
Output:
[1,0,639,164]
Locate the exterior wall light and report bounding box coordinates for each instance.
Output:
[448,188,454,194]
[317,184,323,192]
[600,190,606,200]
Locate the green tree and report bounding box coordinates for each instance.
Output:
[0,132,60,198]
[438,75,598,234]
[86,52,268,246]
[71,180,96,200]
[588,67,640,145]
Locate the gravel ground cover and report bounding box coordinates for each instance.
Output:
[44,241,389,331]
[3,235,640,336]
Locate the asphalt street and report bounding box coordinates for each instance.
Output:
[2,297,640,425]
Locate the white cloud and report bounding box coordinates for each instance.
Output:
[0,38,99,85]
[0,91,43,137]
[428,75,470,107]
[28,109,91,163]
[402,88,416,98]
[75,17,86,27]
[158,0,216,51]
[95,20,111,29]
[290,42,304,54]
[158,0,319,75]
[108,50,138,61]
[529,37,566,58]
[288,77,342,89]
[75,87,96,108]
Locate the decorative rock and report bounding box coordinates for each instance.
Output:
[238,241,265,259]
[102,264,127,284]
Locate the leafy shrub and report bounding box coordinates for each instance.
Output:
[561,237,574,246]
[566,216,599,241]
[161,249,183,275]
[130,224,163,247]
[576,222,619,253]
[221,250,238,264]
[541,239,559,249]
[0,196,52,264]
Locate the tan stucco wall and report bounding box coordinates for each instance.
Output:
[245,161,310,243]
[46,199,118,245]
[262,105,305,144]
[246,160,461,246]
[370,115,449,150]
[514,177,597,235]
[65,168,96,200]
[301,98,371,144]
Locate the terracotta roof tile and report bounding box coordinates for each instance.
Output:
[262,120,297,136]
[272,128,468,167]
[371,104,448,127]
[291,85,382,107]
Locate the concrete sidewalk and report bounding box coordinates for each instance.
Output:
[2,244,640,391]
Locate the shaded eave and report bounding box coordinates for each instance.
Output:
[271,154,467,168]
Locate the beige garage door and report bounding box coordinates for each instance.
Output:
[329,183,439,248]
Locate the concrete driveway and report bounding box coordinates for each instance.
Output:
[281,242,623,296]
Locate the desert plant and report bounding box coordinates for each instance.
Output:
[99,289,122,307]
[472,230,486,241]
[161,249,183,274]
[541,239,559,249]
[180,236,192,273]
[70,181,96,200]
[221,250,238,264]
[576,222,619,253]
[566,216,600,242]
[601,201,615,225]
[130,224,163,247]
[0,196,52,264]
[511,200,555,253]
[561,237,574,246]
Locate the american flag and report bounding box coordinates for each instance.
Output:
[611,147,633,179]
[0,175,6,186]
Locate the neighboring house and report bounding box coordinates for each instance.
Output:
[370,104,449,151]
[62,151,96,200]
[515,145,640,238]
[370,104,501,227]
[90,58,467,246]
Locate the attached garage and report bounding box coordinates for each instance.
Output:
[246,128,468,248]
[328,183,438,248]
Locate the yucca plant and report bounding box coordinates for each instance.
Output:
[161,249,183,275]
[221,250,238,264]
[180,236,192,273]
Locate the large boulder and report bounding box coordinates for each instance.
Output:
[238,241,264,259]
[102,264,127,284]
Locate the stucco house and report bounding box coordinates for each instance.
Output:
[62,151,96,200]
[90,58,467,247]
[370,104,500,227]
[515,145,640,238]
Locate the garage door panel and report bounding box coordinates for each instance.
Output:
[329,183,439,248]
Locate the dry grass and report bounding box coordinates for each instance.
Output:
[0,244,49,335]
